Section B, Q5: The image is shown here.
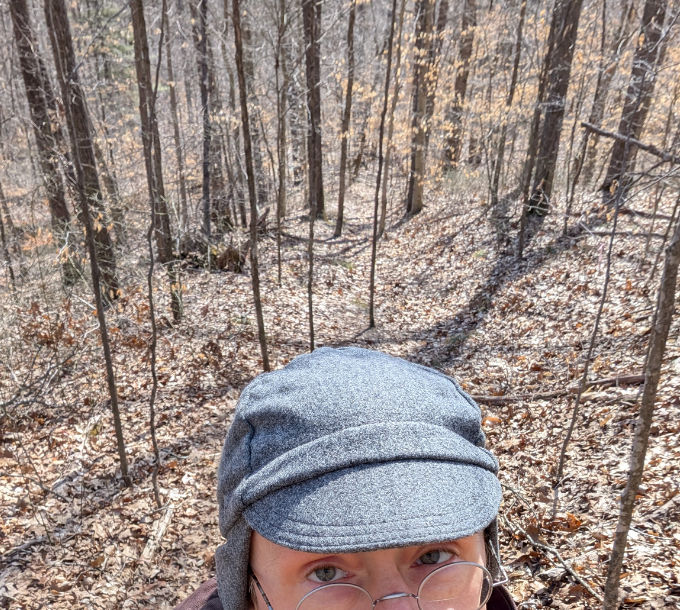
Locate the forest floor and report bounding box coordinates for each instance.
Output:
[1,174,679,610]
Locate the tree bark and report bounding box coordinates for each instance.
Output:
[44,0,119,301]
[0,178,16,294]
[44,0,129,486]
[443,0,476,167]
[529,0,585,215]
[602,0,667,199]
[9,0,77,284]
[302,0,325,220]
[130,0,182,321]
[406,0,435,215]
[602,206,680,610]
[333,0,356,238]
[232,0,270,371]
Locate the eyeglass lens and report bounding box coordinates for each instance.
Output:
[296,563,492,610]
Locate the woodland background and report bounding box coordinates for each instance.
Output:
[0,0,679,608]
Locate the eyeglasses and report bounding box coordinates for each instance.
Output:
[251,561,505,610]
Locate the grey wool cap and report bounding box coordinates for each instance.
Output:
[215,347,503,610]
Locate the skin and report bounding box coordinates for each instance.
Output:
[249,530,487,610]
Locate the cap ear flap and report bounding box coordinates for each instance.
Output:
[216,518,253,610]
[484,518,502,582]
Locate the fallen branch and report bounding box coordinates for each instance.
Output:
[0,472,69,503]
[581,122,680,165]
[619,207,673,221]
[471,390,566,405]
[501,515,603,602]
[141,504,174,561]
[642,494,680,522]
[587,231,664,239]
[566,374,644,394]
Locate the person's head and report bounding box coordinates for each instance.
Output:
[216,348,503,610]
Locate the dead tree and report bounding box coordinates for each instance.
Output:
[529,0,585,214]
[130,0,183,320]
[333,0,356,238]
[602,0,668,199]
[44,0,119,301]
[44,0,130,485]
[302,0,325,220]
[232,0,270,371]
[9,0,77,284]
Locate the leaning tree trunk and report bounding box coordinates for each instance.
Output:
[443,0,476,167]
[9,0,77,284]
[602,198,680,610]
[602,0,667,200]
[232,0,270,371]
[406,0,435,215]
[44,0,130,485]
[528,0,585,215]
[44,0,118,301]
[302,0,325,220]
[334,0,356,238]
[130,0,182,321]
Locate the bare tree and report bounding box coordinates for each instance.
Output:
[233,0,270,371]
[302,0,325,220]
[529,0,585,214]
[9,0,77,284]
[333,0,356,238]
[44,0,119,301]
[443,0,476,167]
[369,0,398,328]
[130,0,183,320]
[602,0,668,200]
[44,0,130,485]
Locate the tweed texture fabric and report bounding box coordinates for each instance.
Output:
[215,347,502,610]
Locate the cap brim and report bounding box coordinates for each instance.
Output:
[244,459,501,553]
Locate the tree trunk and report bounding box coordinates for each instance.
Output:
[44,0,119,301]
[369,0,397,329]
[130,0,183,321]
[579,0,636,185]
[9,0,77,284]
[44,0,129,486]
[274,0,288,284]
[528,0,585,215]
[232,0,270,371]
[490,0,526,209]
[423,0,448,149]
[443,0,476,167]
[191,0,212,238]
[378,0,406,238]
[601,205,680,610]
[406,0,435,215]
[333,0,356,238]
[163,2,189,235]
[602,0,667,199]
[302,0,325,220]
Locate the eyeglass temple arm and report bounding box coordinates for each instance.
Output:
[488,540,509,587]
[250,569,275,610]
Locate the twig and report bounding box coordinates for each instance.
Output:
[565,374,644,393]
[472,390,566,405]
[0,472,69,503]
[501,515,603,602]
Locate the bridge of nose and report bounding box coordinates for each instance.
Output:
[373,592,419,609]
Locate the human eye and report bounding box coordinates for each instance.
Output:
[415,550,455,566]
[308,565,350,583]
